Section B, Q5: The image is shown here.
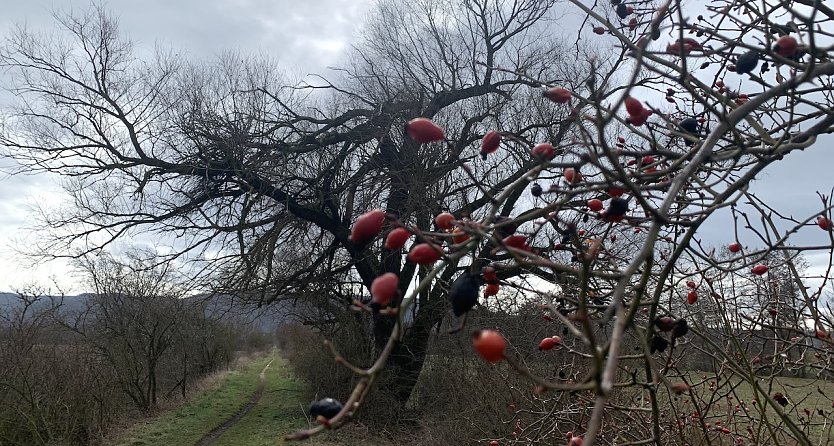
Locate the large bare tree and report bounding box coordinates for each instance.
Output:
[0,1,591,408]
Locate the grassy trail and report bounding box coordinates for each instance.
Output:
[193,357,275,446]
[113,352,386,446]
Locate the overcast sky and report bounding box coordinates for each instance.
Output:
[0,0,372,293]
[0,0,832,295]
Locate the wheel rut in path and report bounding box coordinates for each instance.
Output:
[194,357,275,446]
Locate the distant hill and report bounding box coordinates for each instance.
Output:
[0,292,296,331]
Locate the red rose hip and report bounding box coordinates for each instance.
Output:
[473,329,507,363]
[407,243,443,264]
[544,87,572,104]
[435,212,455,231]
[587,199,603,212]
[384,227,411,250]
[625,97,645,117]
[371,273,399,306]
[406,117,445,143]
[481,130,502,156]
[531,142,556,161]
[350,209,386,244]
[752,264,768,275]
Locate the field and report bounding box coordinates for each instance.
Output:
[661,371,834,444]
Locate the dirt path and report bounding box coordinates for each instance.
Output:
[193,357,275,446]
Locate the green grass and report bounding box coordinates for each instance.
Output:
[669,371,834,443]
[211,356,305,446]
[112,352,390,446]
[213,357,384,446]
[113,355,272,446]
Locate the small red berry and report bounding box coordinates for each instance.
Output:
[608,186,625,197]
[686,280,696,289]
[817,216,833,231]
[531,142,556,161]
[481,130,501,156]
[452,227,469,244]
[774,35,798,57]
[384,227,411,250]
[751,264,769,275]
[564,168,582,184]
[687,290,698,304]
[371,273,399,306]
[587,199,604,212]
[816,329,828,339]
[473,329,507,363]
[406,117,445,143]
[625,97,645,117]
[728,242,742,253]
[544,87,572,104]
[484,283,500,297]
[435,212,455,231]
[539,337,557,351]
[593,26,605,35]
[350,209,386,244]
[490,441,499,446]
[503,235,531,252]
[407,243,443,264]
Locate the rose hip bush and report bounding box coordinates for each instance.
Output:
[284,0,834,444]
[2,0,834,445]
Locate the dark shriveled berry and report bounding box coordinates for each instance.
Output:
[654,316,676,332]
[531,183,543,197]
[310,398,344,419]
[679,118,699,134]
[604,197,629,221]
[651,335,669,353]
[616,3,629,19]
[735,50,760,75]
[673,318,689,337]
[449,272,482,316]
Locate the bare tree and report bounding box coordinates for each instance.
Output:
[65,252,185,411]
[0,0,593,410]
